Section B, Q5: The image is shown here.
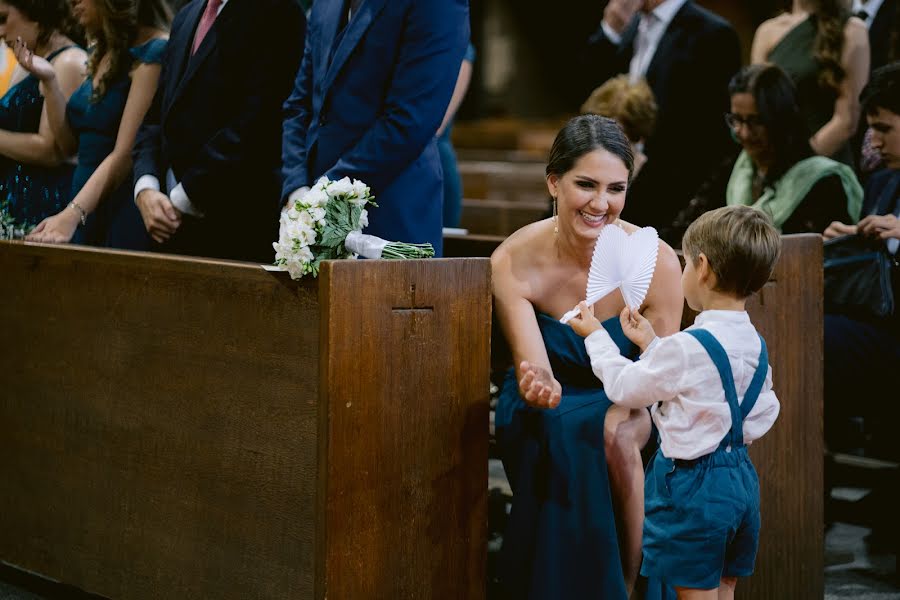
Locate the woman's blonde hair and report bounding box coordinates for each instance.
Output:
[580,75,657,144]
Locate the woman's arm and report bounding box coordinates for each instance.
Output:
[491,241,560,408]
[810,18,870,157]
[436,57,472,137]
[750,19,776,64]
[0,47,85,165]
[640,242,684,337]
[27,61,162,244]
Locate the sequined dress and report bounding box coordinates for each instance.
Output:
[0,47,77,232]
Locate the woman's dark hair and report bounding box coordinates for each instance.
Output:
[546,114,635,182]
[5,0,84,48]
[729,64,813,185]
[861,62,900,116]
[808,0,851,93]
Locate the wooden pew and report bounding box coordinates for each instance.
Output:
[445,232,825,600]
[458,160,549,237]
[0,242,491,600]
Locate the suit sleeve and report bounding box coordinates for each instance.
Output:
[581,20,631,100]
[178,0,307,211]
[132,32,172,184]
[281,22,315,199]
[322,0,469,193]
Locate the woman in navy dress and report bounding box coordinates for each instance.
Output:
[0,0,85,235]
[492,115,684,598]
[15,0,171,249]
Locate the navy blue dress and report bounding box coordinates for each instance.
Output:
[0,47,76,233]
[67,38,166,250]
[496,312,674,600]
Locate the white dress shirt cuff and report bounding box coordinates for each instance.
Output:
[640,336,661,358]
[170,183,204,218]
[134,175,161,202]
[601,21,623,45]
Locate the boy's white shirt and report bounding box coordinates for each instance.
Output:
[584,310,780,460]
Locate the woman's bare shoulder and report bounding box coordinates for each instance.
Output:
[492,219,552,265]
[491,220,552,296]
[752,13,799,57]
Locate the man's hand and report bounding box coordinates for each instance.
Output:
[136,189,182,244]
[823,220,858,239]
[619,306,656,353]
[858,213,900,241]
[518,361,562,409]
[603,0,643,35]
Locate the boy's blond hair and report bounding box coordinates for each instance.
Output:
[681,206,781,299]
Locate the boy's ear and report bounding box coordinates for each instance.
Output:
[697,253,718,288]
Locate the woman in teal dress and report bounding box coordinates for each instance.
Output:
[752,0,870,166]
[0,0,85,235]
[492,115,684,598]
[15,0,171,249]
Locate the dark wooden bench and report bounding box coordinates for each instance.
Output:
[0,241,492,600]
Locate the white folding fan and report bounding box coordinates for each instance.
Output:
[559,225,660,324]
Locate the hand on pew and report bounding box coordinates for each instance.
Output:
[518,360,561,409]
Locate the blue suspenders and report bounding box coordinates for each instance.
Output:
[684,329,769,450]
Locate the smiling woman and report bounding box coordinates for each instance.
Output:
[490,114,684,598]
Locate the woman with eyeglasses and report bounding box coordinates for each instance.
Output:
[725,64,863,234]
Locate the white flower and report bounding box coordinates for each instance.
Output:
[313,176,330,192]
[330,176,354,197]
[297,210,316,229]
[304,188,328,208]
[287,206,301,220]
[309,206,326,223]
[351,179,370,202]
[359,208,369,229]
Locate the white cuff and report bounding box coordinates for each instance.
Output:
[134,175,160,202]
[288,186,310,204]
[601,21,623,45]
[170,183,204,218]
[640,336,661,358]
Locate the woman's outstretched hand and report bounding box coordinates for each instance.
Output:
[518,360,562,409]
[619,306,656,353]
[13,37,57,82]
[25,209,79,244]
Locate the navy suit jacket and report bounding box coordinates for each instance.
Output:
[281,0,470,256]
[585,2,740,241]
[133,0,305,262]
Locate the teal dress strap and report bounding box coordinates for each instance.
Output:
[129,38,167,64]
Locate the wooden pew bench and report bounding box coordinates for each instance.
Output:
[444,232,825,600]
[458,160,549,237]
[0,242,492,600]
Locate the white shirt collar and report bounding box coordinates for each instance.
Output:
[648,0,689,27]
[693,310,752,327]
[853,0,885,28]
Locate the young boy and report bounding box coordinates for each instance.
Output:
[570,205,782,599]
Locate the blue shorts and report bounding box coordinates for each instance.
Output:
[640,446,761,589]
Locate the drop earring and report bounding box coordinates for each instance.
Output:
[552,198,558,235]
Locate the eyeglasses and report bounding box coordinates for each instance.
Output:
[724,113,765,131]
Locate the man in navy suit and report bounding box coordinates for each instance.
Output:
[133,0,305,262]
[585,0,740,244]
[281,0,470,257]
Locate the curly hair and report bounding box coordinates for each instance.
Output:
[805,0,851,93]
[580,75,658,144]
[84,0,139,102]
[5,0,84,47]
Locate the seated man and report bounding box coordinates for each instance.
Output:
[823,63,900,458]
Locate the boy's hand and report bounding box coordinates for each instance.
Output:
[518,361,562,409]
[568,301,603,337]
[619,306,656,353]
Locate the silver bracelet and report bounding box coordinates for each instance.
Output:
[69,201,87,226]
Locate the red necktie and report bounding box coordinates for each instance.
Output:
[192,0,223,55]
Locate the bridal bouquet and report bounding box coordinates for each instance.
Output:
[273,176,434,279]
